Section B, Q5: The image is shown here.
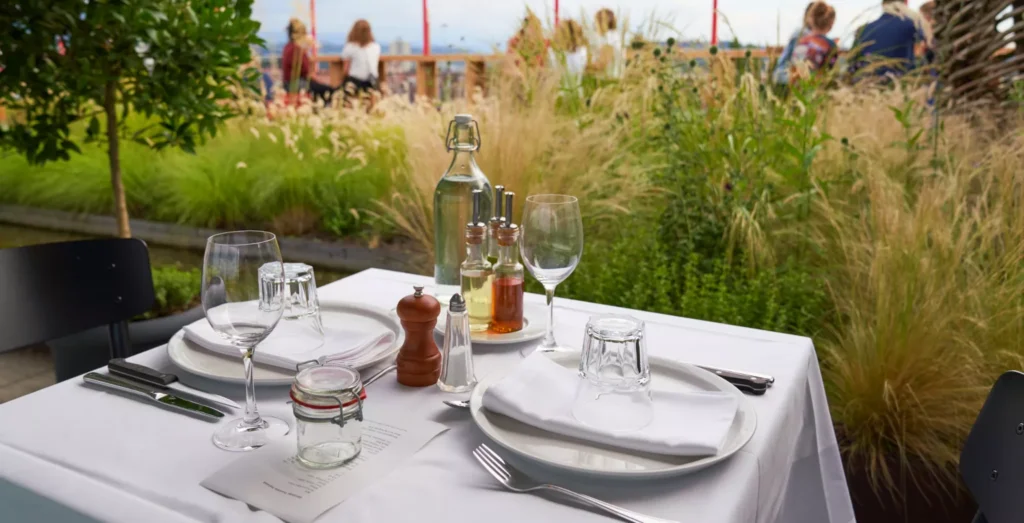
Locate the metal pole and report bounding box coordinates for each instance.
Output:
[310,0,317,72]
[711,0,719,45]
[423,0,430,56]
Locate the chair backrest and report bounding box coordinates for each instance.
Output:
[0,238,154,353]
[960,370,1024,523]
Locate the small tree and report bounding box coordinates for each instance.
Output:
[0,0,262,237]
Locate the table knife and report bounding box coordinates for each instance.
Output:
[83,372,225,421]
[108,359,240,409]
[694,364,773,395]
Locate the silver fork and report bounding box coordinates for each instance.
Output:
[472,444,678,523]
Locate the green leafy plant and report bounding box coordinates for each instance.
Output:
[0,0,262,237]
[139,265,201,320]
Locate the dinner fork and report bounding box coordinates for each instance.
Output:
[472,444,678,523]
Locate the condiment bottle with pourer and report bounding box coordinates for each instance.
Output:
[486,185,505,265]
[490,192,524,333]
[395,286,442,387]
[433,115,492,300]
[460,190,493,332]
[438,294,478,393]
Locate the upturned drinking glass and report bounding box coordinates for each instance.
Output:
[203,231,290,451]
[259,262,324,351]
[571,314,653,432]
[519,194,583,356]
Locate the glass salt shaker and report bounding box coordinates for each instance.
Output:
[438,294,477,393]
[291,362,364,468]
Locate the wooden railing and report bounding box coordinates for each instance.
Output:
[316,48,784,99]
[319,54,501,98]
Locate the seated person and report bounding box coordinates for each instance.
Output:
[773,2,819,85]
[850,0,926,77]
[791,2,838,79]
[340,19,381,100]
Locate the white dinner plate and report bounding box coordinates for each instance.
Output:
[167,302,404,386]
[434,303,546,345]
[470,352,757,480]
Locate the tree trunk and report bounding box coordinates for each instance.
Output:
[103,80,131,238]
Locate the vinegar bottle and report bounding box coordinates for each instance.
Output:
[490,192,524,333]
[460,190,493,332]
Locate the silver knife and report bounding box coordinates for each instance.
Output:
[83,372,225,421]
[107,359,240,409]
[695,364,775,393]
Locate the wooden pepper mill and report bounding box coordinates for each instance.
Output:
[395,286,442,387]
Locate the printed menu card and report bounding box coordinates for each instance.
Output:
[202,415,448,523]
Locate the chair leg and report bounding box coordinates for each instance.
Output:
[108,320,132,359]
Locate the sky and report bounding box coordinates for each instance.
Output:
[255,0,930,50]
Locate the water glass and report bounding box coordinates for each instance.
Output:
[571,314,653,432]
[259,262,324,349]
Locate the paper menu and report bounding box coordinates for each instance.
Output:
[201,416,449,523]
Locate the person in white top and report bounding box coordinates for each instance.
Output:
[340,19,382,103]
[549,19,589,91]
[594,8,625,78]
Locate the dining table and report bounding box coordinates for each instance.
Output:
[0,268,856,523]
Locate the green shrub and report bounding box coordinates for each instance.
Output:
[139,265,201,320]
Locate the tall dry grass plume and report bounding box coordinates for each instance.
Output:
[815,87,1024,498]
[373,58,657,270]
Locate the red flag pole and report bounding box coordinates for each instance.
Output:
[423,0,430,56]
[711,0,719,45]
[555,0,560,26]
[310,0,317,62]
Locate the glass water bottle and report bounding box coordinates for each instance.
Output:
[491,192,524,333]
[461,190,493,332]
[434,115,493,299]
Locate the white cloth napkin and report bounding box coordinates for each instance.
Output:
[482,354,740,456]
[182,317,395,371]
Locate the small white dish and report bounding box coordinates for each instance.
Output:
[167,302,403,386]
[470,352,757,480]
[434,303,546,345]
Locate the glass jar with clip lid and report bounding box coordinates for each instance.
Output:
[291,360,365,468]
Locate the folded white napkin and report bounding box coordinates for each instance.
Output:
[482,354,739,456]
[182,317,395,371]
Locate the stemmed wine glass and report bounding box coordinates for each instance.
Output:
[202,231,290,451]
[519,194,584,356]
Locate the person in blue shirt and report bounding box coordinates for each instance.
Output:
[849,0,927,78]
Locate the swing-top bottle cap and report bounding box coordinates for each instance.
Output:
[454,114,473,125]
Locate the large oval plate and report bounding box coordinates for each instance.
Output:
[470,352,757,480]
[167,302,403,386]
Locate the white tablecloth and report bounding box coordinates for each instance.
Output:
[0,269,855,523]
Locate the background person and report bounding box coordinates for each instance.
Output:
[281,18,311,95]
[772,3,819,85]
[791,2,838,78]
[593,8,625,78]
[340,19,382,103]
[550,19,589,83]
[850,0,928,77]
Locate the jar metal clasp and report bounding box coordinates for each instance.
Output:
[330,391,364,429]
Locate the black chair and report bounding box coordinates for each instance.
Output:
[0,238,155,363]
[960,371,1024,523]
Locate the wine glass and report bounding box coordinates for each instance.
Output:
[519,194,584,356]
[202,231,290,451]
